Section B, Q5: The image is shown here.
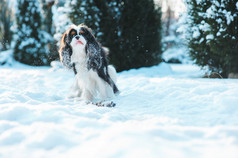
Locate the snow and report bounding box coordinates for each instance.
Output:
[198,21,210,32]
[162,46,191,64]
[206,34,214,41]
[0,50,14,66]
[223,10,234,25]
[0,58,238,158]
[192,27,200,39]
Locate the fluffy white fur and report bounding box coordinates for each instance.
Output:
[66,25,118,102]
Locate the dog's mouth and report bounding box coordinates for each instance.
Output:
[76,40,84,45]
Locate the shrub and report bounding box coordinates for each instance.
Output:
[185,0,238,77]
[14,0,50,66]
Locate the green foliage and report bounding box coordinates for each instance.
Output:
[0,0,12,50]
[68,0,162,72]
[14,0,49,66]
[186,0,238,77]
[40,0,58,62]
[116,0,162,71]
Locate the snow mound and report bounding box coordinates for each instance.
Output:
[0,50,14,66]
[0,63,238,158]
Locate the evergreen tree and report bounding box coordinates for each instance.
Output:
[117,0,162,71]
[52,0,72,43]
[40,0,58,62]
[94,0,123,68]
[14,0,50,66]
[95,0,162,71]
[0,0,12,51]
[185,0,238,77]
[40,0,54,35]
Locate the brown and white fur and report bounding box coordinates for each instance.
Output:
[59,24,119,102]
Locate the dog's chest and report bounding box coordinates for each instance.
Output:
[75,61,87,76]
[71,48,98,86]
[71,48,88,75]
[74,60,97,84]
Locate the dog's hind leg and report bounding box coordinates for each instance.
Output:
[96,78,115,100]
[107,65,119,94]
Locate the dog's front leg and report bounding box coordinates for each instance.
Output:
[81,89,93,102]
[68,78,81,98]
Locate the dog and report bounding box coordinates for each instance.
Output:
[59,24,119,102]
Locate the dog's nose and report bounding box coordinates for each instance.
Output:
[75,35,80,40]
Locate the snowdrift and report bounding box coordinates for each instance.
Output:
[0,62,238,158]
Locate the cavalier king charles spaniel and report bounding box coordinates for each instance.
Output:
[59,24,119,102]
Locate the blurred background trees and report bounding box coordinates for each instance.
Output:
[67,0,163,71]
[13,0,51,65]
[110,0,162,71]
[1,0,163,71]
[0,0,12,51]
[1,0,237,77]
[185,0,238,77]
[40,0,58,62]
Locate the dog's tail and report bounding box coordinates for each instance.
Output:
[112,83,120,95]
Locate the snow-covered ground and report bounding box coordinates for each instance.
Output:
[0,61,238,158]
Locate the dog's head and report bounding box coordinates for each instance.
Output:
[59,24,97,68]
[59,24,108,72]
[59,24,94,52]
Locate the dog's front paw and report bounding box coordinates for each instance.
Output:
[89,101,116,108]
[67,91,80,99]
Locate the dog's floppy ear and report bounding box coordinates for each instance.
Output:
[86,42,106,71]
[58,32,73,69]
[59,32,67,54]
[82,25,119,94]
[86,42,119,94]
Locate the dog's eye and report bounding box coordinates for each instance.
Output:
[79,31,84,34]
[71,31,76,36]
